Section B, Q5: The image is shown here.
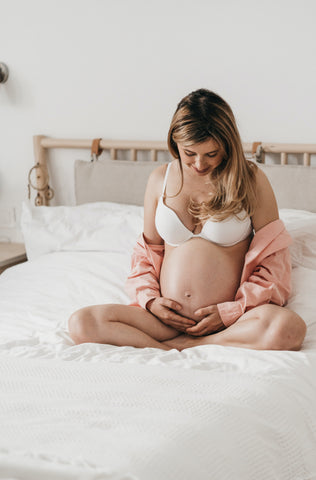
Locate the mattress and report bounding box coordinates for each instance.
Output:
[0,203,316,479]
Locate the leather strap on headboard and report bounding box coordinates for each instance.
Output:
[91,138,103,161]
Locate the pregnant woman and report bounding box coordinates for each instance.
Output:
[68,89,306,351]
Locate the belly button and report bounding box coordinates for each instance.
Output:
[184,292,191,298]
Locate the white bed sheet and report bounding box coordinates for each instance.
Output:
[0,250,316,480]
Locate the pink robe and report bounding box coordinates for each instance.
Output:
[125,219,292,327]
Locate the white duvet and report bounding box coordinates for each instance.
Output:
[0,203,316,480]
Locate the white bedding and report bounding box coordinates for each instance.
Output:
[0,204,316,479]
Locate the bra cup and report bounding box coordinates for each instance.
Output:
[155,199,192,246]
[201,214,252,246]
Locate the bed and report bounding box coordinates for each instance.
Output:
[0,136,316,480]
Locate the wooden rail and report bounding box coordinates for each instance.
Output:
[31,136,316,206]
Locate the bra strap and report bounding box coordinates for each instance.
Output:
[161,163,172,196]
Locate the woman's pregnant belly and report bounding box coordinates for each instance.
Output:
[160,237,250,321]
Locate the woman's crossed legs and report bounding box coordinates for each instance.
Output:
[68,304,181,351]
[164,304,306,351]
[68,303,306,352]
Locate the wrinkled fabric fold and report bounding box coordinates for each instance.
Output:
[125,233,164,309]
[125,220,292,324]
[217,219,292,326]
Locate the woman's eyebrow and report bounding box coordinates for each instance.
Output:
[184,148,219,154]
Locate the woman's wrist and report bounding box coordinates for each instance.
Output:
[146,298,156,312]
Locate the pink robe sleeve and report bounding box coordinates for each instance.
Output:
[125,233,164,310]
[217,219,293,327]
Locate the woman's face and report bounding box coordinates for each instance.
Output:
[177,138,224,176]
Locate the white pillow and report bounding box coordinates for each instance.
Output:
[21,201,144,260]
[280,209,316,270]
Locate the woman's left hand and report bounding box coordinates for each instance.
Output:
[186,305,225,336]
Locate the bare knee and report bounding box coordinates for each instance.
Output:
[68,304,117,345]
[68,307,94,344]
[264,306,307,351]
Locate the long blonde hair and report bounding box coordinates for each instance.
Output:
[167,89,257,222]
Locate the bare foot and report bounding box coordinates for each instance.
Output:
[163,334,209,351]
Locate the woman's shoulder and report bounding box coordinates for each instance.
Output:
[252,164,279,230]
[146,161,174,193]
[254,163,276,196]
[148,162,168,181]
[254,163,267,182]
[145,162,170,202]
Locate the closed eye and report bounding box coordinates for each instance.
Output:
[184,150,219,158]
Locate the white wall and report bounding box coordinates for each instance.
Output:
[1,0,316,241]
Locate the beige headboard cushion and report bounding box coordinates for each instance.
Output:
[257,163,316,212]
[75,159,167,206]
[75,159,316,212]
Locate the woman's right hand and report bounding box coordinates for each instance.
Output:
[147,297,196,332]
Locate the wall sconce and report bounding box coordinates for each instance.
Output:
[0,63,9,84]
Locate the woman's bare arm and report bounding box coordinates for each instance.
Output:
[143,164,166,245]
[251,167,279,232]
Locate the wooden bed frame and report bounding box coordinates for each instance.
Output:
[30,135,316,206]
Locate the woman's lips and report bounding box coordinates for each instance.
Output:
[192,166,210,174]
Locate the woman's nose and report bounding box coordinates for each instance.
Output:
[195,156,205,168]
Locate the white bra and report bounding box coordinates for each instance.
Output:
[155,163,253,247]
